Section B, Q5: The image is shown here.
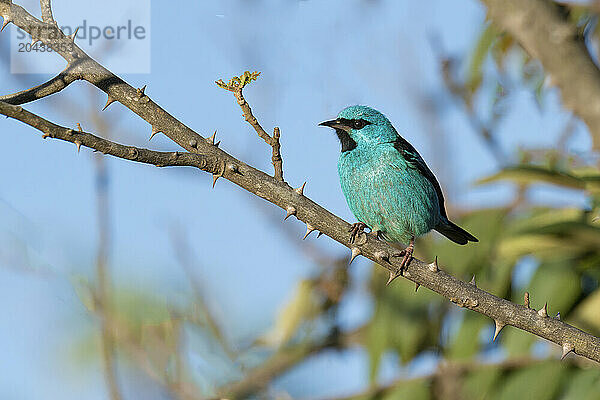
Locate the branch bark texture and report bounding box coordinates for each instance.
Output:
[480,0,600,151]
[0,66,80,104]
[2,0,600,365]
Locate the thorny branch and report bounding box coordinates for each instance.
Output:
[0,101,222,173]
[2,0,600,369]
[217,72,284,182]
[168,225,235,359]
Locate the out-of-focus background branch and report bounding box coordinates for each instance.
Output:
[2,0,600,399]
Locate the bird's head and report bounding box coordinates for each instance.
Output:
[319,105,398,152]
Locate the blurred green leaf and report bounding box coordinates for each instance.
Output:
[497,234,582,262]
[467,24,499,95]
[502,327,535,357]
[261,279,318,348]
[112,287,171,328]
[491,362,566,400]
[462,367,501,400]
[424,209,508,278]
[446,313,487,360]
[505,208,584,234]
[527,261,580,314]
[366,293,394,382]
[561,368,600,400]
[572,288,600,334]
[478,166,586,190]
[367,268,442,381]
[383,379,430,400]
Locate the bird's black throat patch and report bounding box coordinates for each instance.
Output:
[335,129,357,152]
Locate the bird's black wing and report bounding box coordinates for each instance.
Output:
[392,137,448,219]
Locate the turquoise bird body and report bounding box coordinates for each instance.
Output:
[320,106,477,267]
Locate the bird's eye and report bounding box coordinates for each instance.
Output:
[352,119,367,129]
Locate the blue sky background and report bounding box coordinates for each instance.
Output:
[0,0,591,399]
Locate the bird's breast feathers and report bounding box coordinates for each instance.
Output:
[338,144,441,243]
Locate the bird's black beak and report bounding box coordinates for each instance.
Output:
[319,119,347,130]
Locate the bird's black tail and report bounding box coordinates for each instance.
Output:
[435,220,478,245]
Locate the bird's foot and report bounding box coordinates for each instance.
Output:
[387,249,413,286]
[348,222,368,244]
[400,238,415,269]
[389,237,415,277]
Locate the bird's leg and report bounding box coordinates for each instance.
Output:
[349,222,368,244]
[400,236,415,269]
[390,236,415,271]
[386,237,415,286]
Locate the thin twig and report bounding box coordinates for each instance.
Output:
[168,225,235,359]
[39,0,53,23]
[93,135,122,400]
[88,98,122,400]
[217,72,284,181]
[271,126,283,181]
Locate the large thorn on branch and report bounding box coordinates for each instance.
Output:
[149,126,161,141]
[68,26,79,42]
[386,269,402,286]
[349,247,361,265]
[538,303,548,318]
[295,182,306,196]
[212,173,221,188]
[102,95,116,111]
[493,320,505,341]
[561,342,574,360]
[207,131,218,145]
[428,256,439,272]
[302,223,316,240]
[136,85,146,98]
[284,206,296,221]
[1,17,11,32]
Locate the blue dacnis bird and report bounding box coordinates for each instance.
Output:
[319,105,477,270]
